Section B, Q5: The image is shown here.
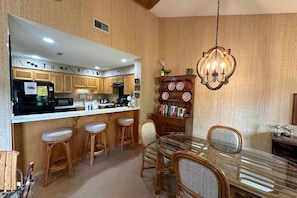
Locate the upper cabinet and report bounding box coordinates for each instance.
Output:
[103,75,134,95]
[13,68,51,82]
[52,73,72,93]
[73,75,87,88]
[124,74,134,95]
[86,77,98,89]
[73,75,98,89]
[12,67,135,95]
[103,77,115,94]
[97,78,104,94]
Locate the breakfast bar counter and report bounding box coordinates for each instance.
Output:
[11,107,139,123]
[12,107,140,174]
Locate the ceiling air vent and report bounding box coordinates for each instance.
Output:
[94,19,109,33]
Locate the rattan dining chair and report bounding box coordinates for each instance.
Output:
[173,151,230,198]
[138,119,159,177]
[0,151,35,198]
[207,125,243,153]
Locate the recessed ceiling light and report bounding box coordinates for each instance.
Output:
[32,55,40,59]
[121,58,127,63]
[42,37,54,44]
[94,66,100,70]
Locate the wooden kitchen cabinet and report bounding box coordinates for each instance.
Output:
[52,73,72,93]
[124,74,134,95]
[152,75,196,136]
[152,113,188,135]
[13,68,33,80]
[103,77,114,94]
[73,75,86,88]
[97,77,104,93]
[86,76,97,89]
[34,70,52,81]
[13,68,51,81]
[64,74,73,92]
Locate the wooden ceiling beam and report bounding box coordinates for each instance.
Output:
[133,0,160,10]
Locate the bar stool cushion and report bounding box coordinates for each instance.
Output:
[85,122,106,133]
[117,118,134,126]
[42,128,72,142]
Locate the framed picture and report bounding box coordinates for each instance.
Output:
[293,94,297,125]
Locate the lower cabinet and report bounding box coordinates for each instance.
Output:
[272,134,297,163]
[152,113,188,136]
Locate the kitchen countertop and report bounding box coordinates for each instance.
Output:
[12,106,139,124]
[54,102,115,109]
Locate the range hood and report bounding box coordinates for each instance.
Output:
[112,82,124,88]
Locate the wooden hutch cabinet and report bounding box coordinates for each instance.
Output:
[152,75,196,136]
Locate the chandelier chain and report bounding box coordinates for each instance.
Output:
[215,0,220,48]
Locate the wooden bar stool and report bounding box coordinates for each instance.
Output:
[117,117,134,152]
[41,128,73,187]
[84,122,109,166]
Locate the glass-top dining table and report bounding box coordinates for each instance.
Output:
[153,134,297,197]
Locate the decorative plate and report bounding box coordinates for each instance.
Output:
[176,82,185,91]
[161,92,169,100]
[168,82,175,91]
[182,92,192,102]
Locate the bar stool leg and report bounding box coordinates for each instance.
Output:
[90,133,96,166]
[120,127,125,152]
[102,132,108,159]
[84,134,90,160]
[105,130,110,156]
[43,143,54,187]
[130,125,134,149]
[64,141,73,177]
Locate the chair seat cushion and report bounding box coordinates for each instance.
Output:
[42,128,72,142]
[118,118,134,126]
[85,122,107,133]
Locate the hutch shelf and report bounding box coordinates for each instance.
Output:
[152,74,196,136]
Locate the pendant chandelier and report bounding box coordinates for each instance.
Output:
[196,0,236,90]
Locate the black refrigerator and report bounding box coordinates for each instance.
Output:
[12,79,55,115]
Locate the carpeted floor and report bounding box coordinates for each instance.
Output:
[32,145,176,198]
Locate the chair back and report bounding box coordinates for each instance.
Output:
[138,119,157,146]
[22,162,34,198]
[207,125,243,153]
[0,150,19,192]
[173,151,230,198]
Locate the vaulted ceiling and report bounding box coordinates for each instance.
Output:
[135,0,297,17]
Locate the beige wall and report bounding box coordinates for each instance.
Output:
[1,1,297,153]
[159,14,297,152]
[0,0,159,150]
